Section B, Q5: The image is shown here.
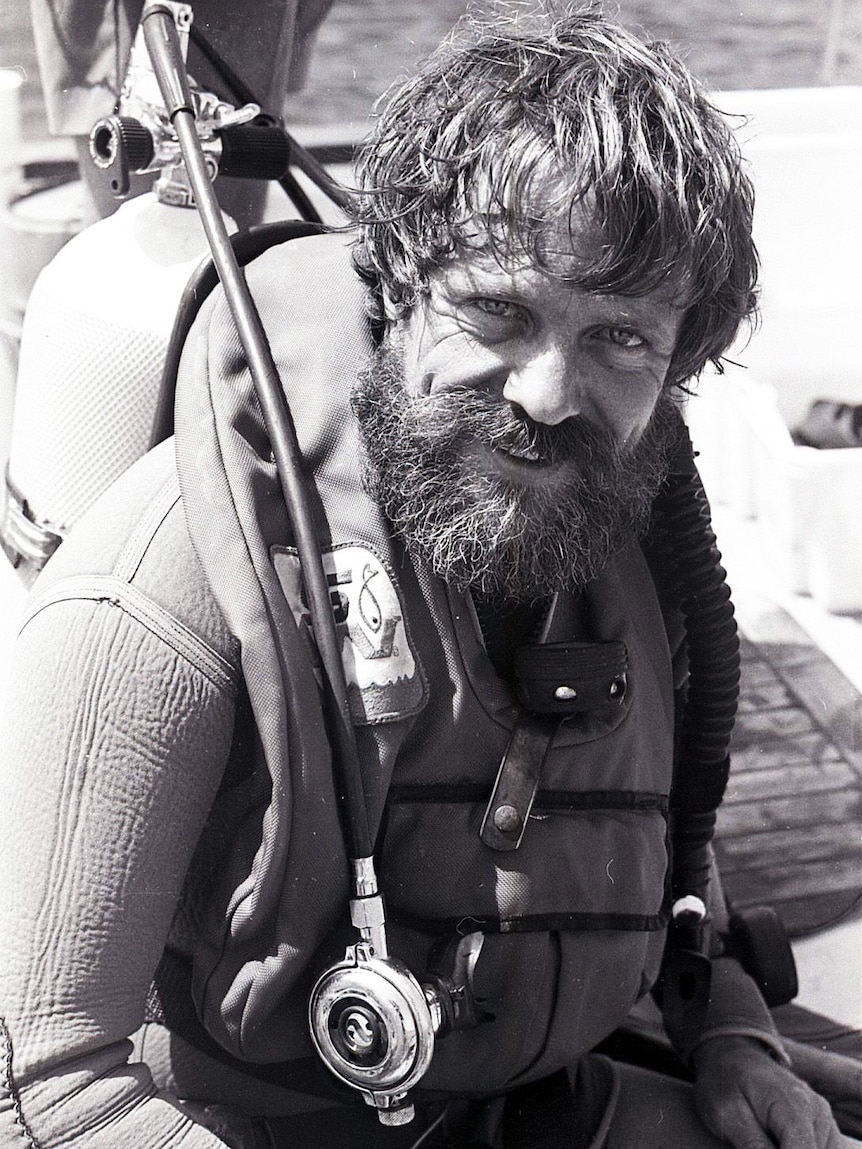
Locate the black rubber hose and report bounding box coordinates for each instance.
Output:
[149,219,325,448]
[648,419,740,902]
[187,21,351,219]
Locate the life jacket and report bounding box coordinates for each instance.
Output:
[172,231,703,1096]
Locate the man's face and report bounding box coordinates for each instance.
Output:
[353,224,687,602]
[398,230,685,445]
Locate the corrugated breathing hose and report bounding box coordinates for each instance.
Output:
[650,419,740,904]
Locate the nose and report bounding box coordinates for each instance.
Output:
[501,344,582,426]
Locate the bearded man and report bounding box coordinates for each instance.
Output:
[0,9,854,1149]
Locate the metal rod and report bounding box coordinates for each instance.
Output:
[142,3,374,862]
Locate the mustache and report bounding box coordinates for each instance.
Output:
[394,386,617,469]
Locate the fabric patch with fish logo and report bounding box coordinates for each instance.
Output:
[272,543,428,724]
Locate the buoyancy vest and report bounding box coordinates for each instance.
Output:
[173,232,676,1096]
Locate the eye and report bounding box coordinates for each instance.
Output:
[472,297,524,320]
[592,326,647,349]
[461,296,531,342]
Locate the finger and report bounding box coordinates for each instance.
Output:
[702,1098,774,1149]
[763,1091,841,1149]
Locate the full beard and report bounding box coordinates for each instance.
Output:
[352,346,679,604]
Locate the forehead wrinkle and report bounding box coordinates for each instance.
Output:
[462,162,601,263]
[586,289,689,315]
[471,178,697,307]
[445,229,600,288]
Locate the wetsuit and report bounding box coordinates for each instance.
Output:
[0,233,786,1148]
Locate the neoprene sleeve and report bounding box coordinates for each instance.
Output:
[0,441,239,1147]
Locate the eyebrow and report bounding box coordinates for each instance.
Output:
[440,262,688,325]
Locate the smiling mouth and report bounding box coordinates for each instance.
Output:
[464,423,565,480]
[487,443,560,482]
[496,441,543,463]
[490,425,548,466]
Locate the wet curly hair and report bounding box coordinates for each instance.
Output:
[350,6,758,388]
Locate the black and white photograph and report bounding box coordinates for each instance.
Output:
[0,1,860,1145]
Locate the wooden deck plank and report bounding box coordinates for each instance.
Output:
[716,788,862,834]
[720,760,860,804]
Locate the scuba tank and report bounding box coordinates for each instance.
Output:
[1,0,344,582]
[0,0,238,581]
[4,189,236,576]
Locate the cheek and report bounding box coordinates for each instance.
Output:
[599,373,666,446]
[408,335,498,400]
[396,310,451,399]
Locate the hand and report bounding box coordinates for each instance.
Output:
[692,1036,845,1148]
